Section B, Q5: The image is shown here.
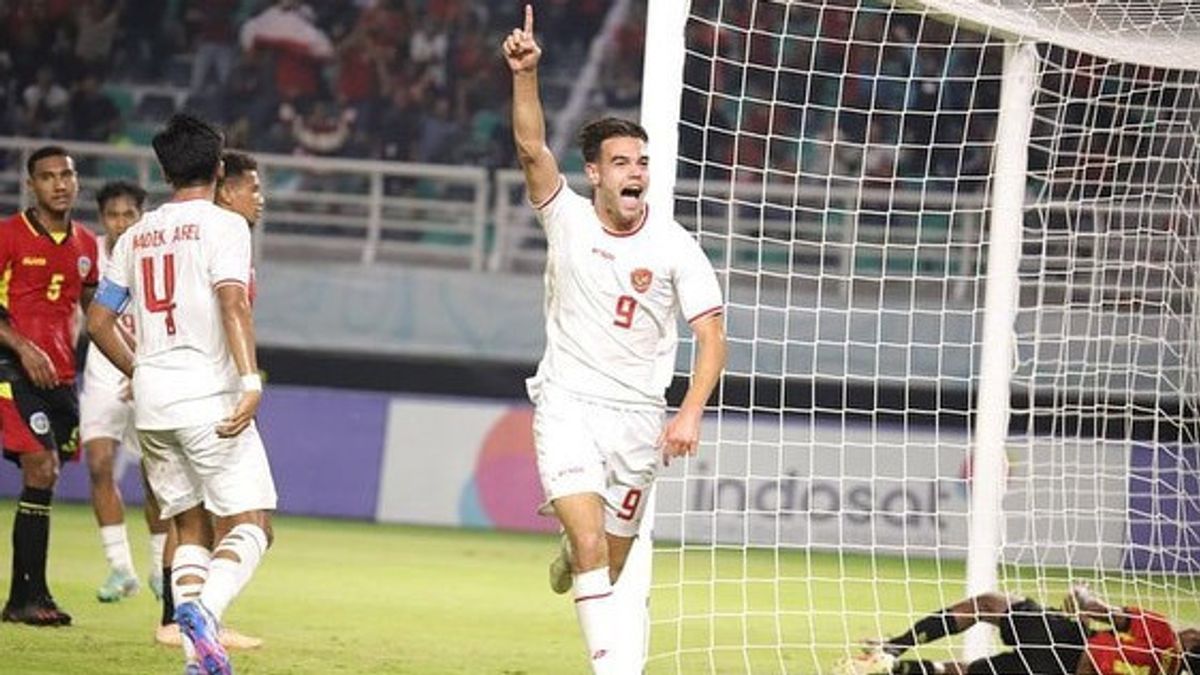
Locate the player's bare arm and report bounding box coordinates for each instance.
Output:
[0,312,57,388]
[86,302,135,379]
[215,283,260,438]
[659,312,726,461]
[505,3,560,205]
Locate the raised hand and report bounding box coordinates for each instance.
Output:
[502,4,541,73]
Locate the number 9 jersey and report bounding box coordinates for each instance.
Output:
[528,177,723,408]
[101,199,251,430]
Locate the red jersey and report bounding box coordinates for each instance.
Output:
[0,209,99,382]
[1087,608,1181,675]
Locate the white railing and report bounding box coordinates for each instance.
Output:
[34,136,1200,309]
[492,168,987,301]
[0,137,491,270]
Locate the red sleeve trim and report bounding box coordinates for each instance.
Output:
[213,278,248,290]
[687,306,724,324]
[531,176,566,211]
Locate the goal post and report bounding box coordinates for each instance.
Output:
[962,39,1037,660]
[635,0,1200,672]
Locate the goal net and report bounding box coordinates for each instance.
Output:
[641,0,1200,672]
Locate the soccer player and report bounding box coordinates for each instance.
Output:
[87,113,276,675]
[504,6,727,673]
[151,149,266,651]
[216,151,264,231]
[837,586,1182,675]
[81,180,172,604]
[0,145,100,626]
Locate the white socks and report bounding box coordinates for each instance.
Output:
[172,544,212,663]
[199,523,268,621]
[149,532,167,573]
[171,544,211,607]
[99,524,135,574]
[573,567,620,674]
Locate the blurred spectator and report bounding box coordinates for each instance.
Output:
[415,95,458,163]
[409,14,449,90]
[279,99,357,156]
[376,85,420,162]
[185,0,239,95]
[335,0,405,129]
[118,0,179,80]
[22,64,69,137]
[240,0,334,102]
[67,70,120,141]
[73,0,123,77]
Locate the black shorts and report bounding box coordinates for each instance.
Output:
[965,599,1088,674]
[0,361,80,464]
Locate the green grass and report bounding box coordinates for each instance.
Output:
[1,501,1196,674]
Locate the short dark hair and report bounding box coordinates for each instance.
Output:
[152,113,224,189]
[577,117,649,164]
[27,145,70,176]
[96,180,148,212]
[220,151,258,183]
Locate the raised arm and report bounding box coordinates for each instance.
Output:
[503,4,560,205]
[215,283,261,438]
[659,313,726,462]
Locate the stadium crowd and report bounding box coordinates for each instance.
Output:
[0,0,613,168]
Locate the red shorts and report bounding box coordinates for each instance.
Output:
[0,375,80,464]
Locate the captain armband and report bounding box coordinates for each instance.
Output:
[94,277,131,314]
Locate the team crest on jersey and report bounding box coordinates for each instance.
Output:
[630,268,653,293]
[29,412,50,436]
[78,256,92,278]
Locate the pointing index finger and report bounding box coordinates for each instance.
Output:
[524,3,534,35]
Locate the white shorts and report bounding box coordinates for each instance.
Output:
[80,382,138,451]
[138,421,278,520]
[532,384,663,537]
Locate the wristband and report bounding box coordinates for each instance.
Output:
[240,373,263,392]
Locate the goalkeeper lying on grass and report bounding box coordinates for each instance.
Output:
[835,585,1191,675]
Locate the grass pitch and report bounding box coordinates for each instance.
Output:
[1,501,1195,674]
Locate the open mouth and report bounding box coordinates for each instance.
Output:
[619,186,644,203]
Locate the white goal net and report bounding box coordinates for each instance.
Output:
[643,0,1200,672]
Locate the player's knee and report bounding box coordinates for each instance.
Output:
[87,454,114,485]
[22,452,59,488]
[570,530,608,572]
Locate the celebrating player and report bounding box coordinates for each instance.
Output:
[81,180,172,604]
[0,145,99,626]
[88,114,276,675]
[836,586,1183,675]
[504,5,727,673]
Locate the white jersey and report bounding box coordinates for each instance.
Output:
[103,199,251,429]
[528,178,723,408]
[84,236,134,391]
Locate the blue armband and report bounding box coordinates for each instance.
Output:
[95,277,131,313]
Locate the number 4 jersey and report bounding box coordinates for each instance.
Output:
[528,178,723,408]
[102,199,251,430]
[0,209,99,383]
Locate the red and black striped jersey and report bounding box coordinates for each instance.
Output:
[0,209,99,382]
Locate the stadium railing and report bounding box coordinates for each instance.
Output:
[0,136,491,270]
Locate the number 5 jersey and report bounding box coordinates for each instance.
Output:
[0,209,99,383]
